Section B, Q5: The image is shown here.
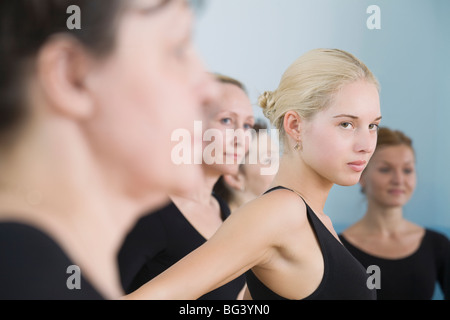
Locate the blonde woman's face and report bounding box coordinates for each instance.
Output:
[300,80,382,187]
[202,83,255,176]
[360,145,416,208]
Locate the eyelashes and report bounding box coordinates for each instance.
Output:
[378,167,414,174]
[220,117,254,130]
[339,122,380,131]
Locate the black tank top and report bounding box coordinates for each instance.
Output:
[118,193,246,299]
[245,186,377,300]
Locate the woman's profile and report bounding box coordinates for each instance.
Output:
[0,0,218,299]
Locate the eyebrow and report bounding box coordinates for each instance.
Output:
[132,0,175,15]
[379,160,415,166]
[333,114,383,121]
[218,111,254,120]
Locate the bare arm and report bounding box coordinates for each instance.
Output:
[123,194,288,300]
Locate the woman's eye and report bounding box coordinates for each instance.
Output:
[369,123,380,131]
[340,122,353,129]
[221,118,232,125]
[244,123,254,130]
[378,167,390,173]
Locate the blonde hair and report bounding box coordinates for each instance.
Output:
[214,73,247,95]
[259,48,379,139]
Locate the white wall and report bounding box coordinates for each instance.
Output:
[194,0,450,235]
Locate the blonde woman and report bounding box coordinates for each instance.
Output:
[126,48,382,300]
[213,120,279,213]
[118,75,253,299]
[340,127,450,300]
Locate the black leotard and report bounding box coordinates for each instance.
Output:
[245,186,377,300]
[118,193,246,299]
[0,222,104,300]
[340,230,450,300]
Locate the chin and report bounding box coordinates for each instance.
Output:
[385,199,409,208]
[335,176,361,187]
[213,163,240,176]
[141,193,171,214]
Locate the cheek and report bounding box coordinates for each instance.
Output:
[93,67,196,155]
[365,175,389,196]
[406,175,417,192]
[304,129,344,166]
[85,60,204,193]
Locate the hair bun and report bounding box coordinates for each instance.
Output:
[258,91,274,109]
[258,91,276,122]
[259,91,277,121]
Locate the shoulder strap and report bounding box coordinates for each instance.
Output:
[264,186,306,203]
[263,186,291,195]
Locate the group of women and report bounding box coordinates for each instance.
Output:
[0,0,448,300]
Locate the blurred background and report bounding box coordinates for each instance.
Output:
[193,0,449,298]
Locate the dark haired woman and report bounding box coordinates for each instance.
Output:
[0,0,217,299]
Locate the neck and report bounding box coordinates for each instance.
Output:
[171,165,221,205]
[360,200,406,235]
[228,190,259,213]
[270,152,334,215]
[0,118,153,299]
[227,196,245,213]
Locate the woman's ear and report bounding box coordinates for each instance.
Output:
[223,173,246,192]
[283,111,302,149]
[36,35,96,120]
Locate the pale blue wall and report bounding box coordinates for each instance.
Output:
[194,0,450,238]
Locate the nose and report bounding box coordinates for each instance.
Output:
[391,169,404,185]
[233,127,245,148]
[231,126,253,157]
[354,128,377,154]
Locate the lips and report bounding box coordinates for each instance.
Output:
[388,189,405,195]
[224,153,244,163]
[347,160,367,172]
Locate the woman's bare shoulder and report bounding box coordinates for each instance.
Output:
[229,187,309,237]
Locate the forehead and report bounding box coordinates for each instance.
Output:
[130,0,183,10]
[325,80,380,117]
[372,145,415,164]
[208,84,253,116]
[123,0,191,27]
